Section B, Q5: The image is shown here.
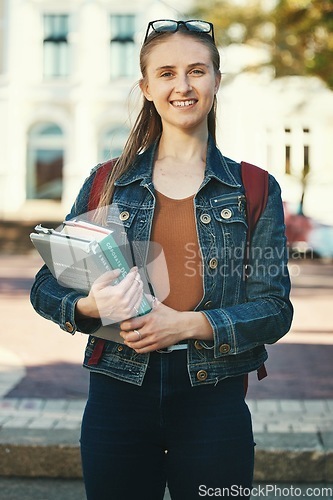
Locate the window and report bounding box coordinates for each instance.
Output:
[110,15,135,78]
[283,127,311,177]
[26,123,64,200]
[43,14,69,78]
[100,126,129,161]
[285,128,291,175]
[285,145,291,175]
[303,128,310,177]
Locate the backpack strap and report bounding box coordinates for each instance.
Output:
[87,158,117,365]
[241,161,269,392]
[241,161,269,241]
[241,161,269,279]
[88,158,118,213]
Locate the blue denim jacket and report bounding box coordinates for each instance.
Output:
[30,137,293,386]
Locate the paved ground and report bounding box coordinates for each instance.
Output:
[0,479,332,500]
[0,252,333,495]
[1,396,333,435]
[0,252,332,400]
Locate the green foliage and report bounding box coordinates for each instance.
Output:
[190,0,333,89]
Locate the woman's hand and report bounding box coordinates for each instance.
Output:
[75,267,144,323]
[120,300,213,353]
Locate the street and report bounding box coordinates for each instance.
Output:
[1,252,333,400]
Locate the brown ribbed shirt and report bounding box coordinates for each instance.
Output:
[148,190,203,311]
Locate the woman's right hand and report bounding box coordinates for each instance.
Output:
[75,267,144,323]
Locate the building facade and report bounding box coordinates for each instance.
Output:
[0,0,332,226]
[0,0,191,220]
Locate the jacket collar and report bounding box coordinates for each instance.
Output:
[115,135,241,188]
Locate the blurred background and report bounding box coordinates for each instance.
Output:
[0,0,332,256]
[0,0,332,398]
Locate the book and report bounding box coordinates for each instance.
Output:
[30,219,152,341]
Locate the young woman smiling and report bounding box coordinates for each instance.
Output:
[31,19,293,500]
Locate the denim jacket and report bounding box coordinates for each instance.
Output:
[30,137,293,387]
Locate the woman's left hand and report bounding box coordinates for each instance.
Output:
[119,300,213,353]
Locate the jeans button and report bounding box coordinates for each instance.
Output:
[221,208,232,219]
[209,258,218,269]
[196,370,208,381]
[219,343,231,354]
[203,300,213,309]
[65,321,74,333]
[119,211,130,221]
[194,340,204,350]
[200,213,211,224]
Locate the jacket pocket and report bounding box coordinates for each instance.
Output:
[210,192,247,226]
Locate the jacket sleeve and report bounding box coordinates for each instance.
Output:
[201,174,294,358]
[30,170,103,336]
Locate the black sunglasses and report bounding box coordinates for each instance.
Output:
[144,19,215,43]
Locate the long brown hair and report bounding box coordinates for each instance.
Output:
[94,28,221,221]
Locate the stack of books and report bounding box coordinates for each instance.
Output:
[30,219,152,342]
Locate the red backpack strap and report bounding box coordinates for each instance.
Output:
[241,161,269,241]
[241,161,269,280]
[86,158,117,364]
[88,158,118,212]
[241,161,269,392]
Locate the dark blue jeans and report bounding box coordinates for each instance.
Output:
[80,350,254,500]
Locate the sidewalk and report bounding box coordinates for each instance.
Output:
[0,347,333,487]
[0,394,333,483]
[0,255,333,488]
[0,477,331,500]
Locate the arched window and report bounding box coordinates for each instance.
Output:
[99,126,129,161]
[26,123,64,200]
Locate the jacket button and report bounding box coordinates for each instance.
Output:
[209,258,218,269]
[194,340,204,350]
[119,211,130,221]
[219,343,231,354]
[117,345,124,352]
[196,370,208,381]
[221,208,232,219]
[200,213,211,224]
[65,321,74,333]
[203,301,213,310]
[90,337,95,344]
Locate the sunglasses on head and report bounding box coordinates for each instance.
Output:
[144,19,215,43]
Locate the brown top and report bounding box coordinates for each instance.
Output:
[148,190,203,311]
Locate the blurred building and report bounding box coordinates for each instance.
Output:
[217,44,333,226]
[0,0,191,222]
[0,0,332,227]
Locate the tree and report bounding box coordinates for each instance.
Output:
[191,0,333,89]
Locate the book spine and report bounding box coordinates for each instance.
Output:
[71,241,112,292]
[93,247,114,272]
[98,235,151,316]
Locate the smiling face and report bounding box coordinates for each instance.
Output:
[140,33,221,136]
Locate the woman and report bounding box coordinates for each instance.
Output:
[31,20,293,500]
